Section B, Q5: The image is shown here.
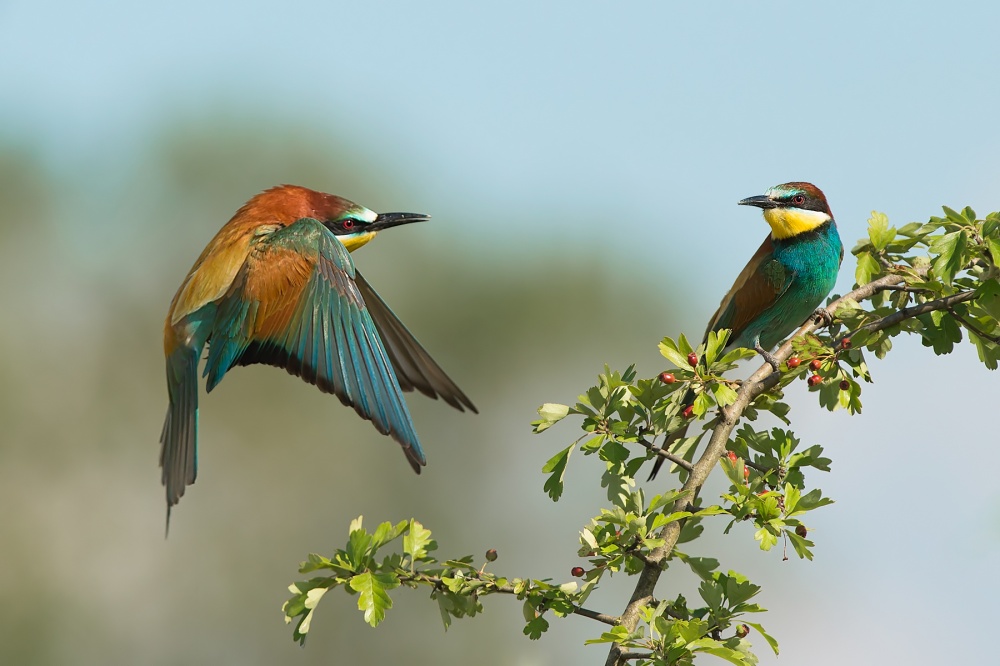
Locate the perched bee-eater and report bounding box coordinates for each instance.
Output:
[649,182,843,479]
[161,185,476,524]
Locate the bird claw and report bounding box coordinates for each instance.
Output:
[754,344,781,373]
[812,307,834,327]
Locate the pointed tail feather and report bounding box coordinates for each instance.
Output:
[160,348,200,531]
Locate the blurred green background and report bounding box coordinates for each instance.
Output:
[1,2,997,665]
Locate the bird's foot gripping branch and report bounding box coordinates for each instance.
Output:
[283,208,999,665]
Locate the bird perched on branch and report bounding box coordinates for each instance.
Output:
[649,182,843,480]
[160,185,476,526]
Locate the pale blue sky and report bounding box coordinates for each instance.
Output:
[2,2,997,665]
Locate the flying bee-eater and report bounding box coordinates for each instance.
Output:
[160,185,476,524]
[649,182,843,480]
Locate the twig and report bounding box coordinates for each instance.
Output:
[400,571,621,627]
[849,290,976,336]
[618,652,654,661]
[878,284,931,294]
[948,306,1000,344]
[572,606,622,626]
[636,435,694,472]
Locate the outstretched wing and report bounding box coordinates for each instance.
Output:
[355,272,477,413]
[202,217,425,472]
[705,235,793,345]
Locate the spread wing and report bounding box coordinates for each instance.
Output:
[201,217,425,472]
[706,235,793,344]
[355,272,476,413]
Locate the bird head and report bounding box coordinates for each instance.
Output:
[738,182,833,240]
[246,185,430,252]
[319,203,430,252]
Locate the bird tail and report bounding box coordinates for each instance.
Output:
[647,387,695,481]
[160,347,200,534]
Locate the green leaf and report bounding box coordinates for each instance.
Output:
[970,329,1000,370]
[786,531,815,560]
[648,489,690,513]
[867,211,895,251]
[346,527,374,569]
[746,622,780,655]
[659,337,691,369]
[691,643,752,665]
[349,571,399,627]
[532,403,571,433]
[704,329,731,365]
[371,520,407,552]
[930,229,968,286]
[693,390,714,416]
[712,382,739,407]
[754,526,779,551]
[975,280,1000,321]
[523,614,550,640]
[542,443,575,501]
[585,625,633,645]
[677,553,720,581]
[403,520,433,563]
[855,252,880,286]
[985,236,1000,267]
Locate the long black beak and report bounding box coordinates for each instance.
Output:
[370,212,430,231]
[738,195,779,209]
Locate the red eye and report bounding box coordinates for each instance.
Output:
[792,195,806,205]
[342,219,355,230]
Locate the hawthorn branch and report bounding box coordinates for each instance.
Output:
[602,264,975,666]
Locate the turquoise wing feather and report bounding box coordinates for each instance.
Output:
[355,272,477,413]
[202,217,425,472]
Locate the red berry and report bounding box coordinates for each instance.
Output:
[736,624,750,638]
[571,566,585,578]
[840,337,852,350]
[787,357,801,369]
[743,466,750,480]
[687,352,699,367]
[726,451,738,464]
[839,380,850,391]
[807,374,822,387]
[809,359,822,371]
[795,524,808,538]
[659,372,676,384]
[485,548,498,562]
[682,405,695,419]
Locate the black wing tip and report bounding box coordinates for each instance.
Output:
[443,391,478,414]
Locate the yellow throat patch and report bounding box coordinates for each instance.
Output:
[340,231,378,252]
[762,208,831,240]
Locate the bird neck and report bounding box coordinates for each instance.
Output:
[339,231,378,252]
[763,208,832,240]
